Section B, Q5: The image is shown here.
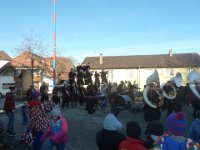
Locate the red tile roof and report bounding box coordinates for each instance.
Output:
[3,51,74,80]
[82,53,200,69]
[0,51,12,61]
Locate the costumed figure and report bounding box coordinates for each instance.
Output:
[68,81,77,108]
[40,82,49,102]
[68,68,76,84]
[85,84,96,114]
[186,71,200,117]
[161,72,183,117]
[117,81,126,95]
[20,96,54,150]
[26,85,36,101]
[61,84,70,108]
[94,71,101,88]
[100,69,108,84]
[77,85,86,106]
[143,69,164,123]
[85,69,93,85]
[111,94,132,116]
[126,81,137,102]
[52,86,59,105]
[77,69,85,88]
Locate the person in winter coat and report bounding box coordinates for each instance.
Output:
[3,87,16,136]
[119,121,146,150]
[96,113,126,150]
[188,117,200,144]
[151,112,199,150]
[144,120,164,149]
[20,96,54,150]
[40,105,68,150]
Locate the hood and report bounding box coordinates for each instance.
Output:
[103,113,122,131]
[50,105,62,117]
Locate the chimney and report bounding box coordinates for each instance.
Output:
[100,53,103,64]
[169,49,173,56]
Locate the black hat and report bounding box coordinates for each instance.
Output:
[146,120,164,136]
[126,121,141,138]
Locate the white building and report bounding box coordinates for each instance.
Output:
[0,51,14,97]
[82,51,200,90]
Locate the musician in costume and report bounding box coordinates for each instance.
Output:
[68,68,76,83]
[186,71,200,118]
[77,69,85,88]
[85,85,96,114]
[161,72,183,117]
[143,69,164,123]
[117,81,126,95]
[94,71,100,88]
[100,69,108,84]
[85,69,93,85]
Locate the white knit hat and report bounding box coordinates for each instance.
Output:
[51,105,61,117]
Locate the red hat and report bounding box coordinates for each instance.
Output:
[28,101,42,107]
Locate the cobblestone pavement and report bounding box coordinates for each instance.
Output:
[0,98,195,150]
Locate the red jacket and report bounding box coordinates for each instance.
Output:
[119,137,146,150]
[3,92,15,112]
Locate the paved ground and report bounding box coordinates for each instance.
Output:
[0,98,196,150]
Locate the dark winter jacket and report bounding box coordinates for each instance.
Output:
[188,118,200,144]
[3,92,15,112]
[96,113,126,150]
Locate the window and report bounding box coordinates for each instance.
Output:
[2,83,15,89]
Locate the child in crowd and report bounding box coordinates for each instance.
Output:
[40,105,68,150]
[151,112,200,150]
[163,112,188,150]
[144,120,164,149]
[96,113,126,150]
[119,121,146,150]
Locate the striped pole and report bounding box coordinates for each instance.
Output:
[53,0,56,86]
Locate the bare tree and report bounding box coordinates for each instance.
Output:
[15,32,50,88]
[54,50,74,83]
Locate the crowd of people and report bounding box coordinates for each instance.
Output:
[96,112,200,150]
[2,84,200,150]
[2,85,68,150]
[2,67,200,150]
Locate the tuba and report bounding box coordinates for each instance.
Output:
[188,71,200,99]
[143,69,164,109]
[161,72,182,100]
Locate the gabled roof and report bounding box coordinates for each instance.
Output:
[1,51,74,80]
[0,51,12,61]
[8,51,44,68]
[82,53,200,69]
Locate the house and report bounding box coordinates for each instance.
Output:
[1,51,74,92]
[0,51,14,97]
[82,51,200,90]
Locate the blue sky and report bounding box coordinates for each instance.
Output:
[0,0,200,63]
